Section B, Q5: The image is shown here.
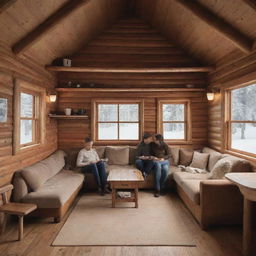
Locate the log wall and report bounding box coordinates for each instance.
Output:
[208,49,256,166]
[0,45,58,187]
[57,90,208,150]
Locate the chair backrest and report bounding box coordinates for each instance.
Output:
[0,184,13,205]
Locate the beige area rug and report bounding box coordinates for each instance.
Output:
[52,191,196,246]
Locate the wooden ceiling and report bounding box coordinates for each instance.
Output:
[0,0,255,67]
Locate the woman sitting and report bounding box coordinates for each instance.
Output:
[151,134,170,197]
[76,137,110,196]
[135,133,155,179]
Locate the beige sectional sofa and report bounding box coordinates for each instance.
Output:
[12,145,252,229]
[12,150,84,222]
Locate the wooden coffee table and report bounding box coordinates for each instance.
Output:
[107,168,144,208]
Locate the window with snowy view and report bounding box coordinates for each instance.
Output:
[97,103,139,140]
[229,83,256,155]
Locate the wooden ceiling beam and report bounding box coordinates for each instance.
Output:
[243,0,256,11]
[46,66,214,73]
[174,0,253,53]
[12,0,89,55]
[0,0,17,14]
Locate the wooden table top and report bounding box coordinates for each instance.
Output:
[0,202,37,215]
[107,168,144,182]
[225,173,256,190]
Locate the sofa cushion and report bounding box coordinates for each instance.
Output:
[21,170,84,208]
[209,155,251,179]
[202,147,222,171]
[179,179,201,205]
[129,146,137,165]
[20,150,66,191]
[105,146,129,165]
[12,172,29,202]
[169,147,179,166]
[173,171,210,187]
[190,151,210,170]
[179,148,194,166]
[95,146,106,159]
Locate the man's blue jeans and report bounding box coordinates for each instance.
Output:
[81,161,107,188]
[153,160,170,191]
[135,159,155,175]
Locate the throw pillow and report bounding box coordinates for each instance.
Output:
[105,146,129,165]
[190,151,210,170]
[209,158,231,179]
[169,147,179,166]
[202,147,222,171]
[129,146,137,165]
[179,148,194,166]
[95,146,106,159]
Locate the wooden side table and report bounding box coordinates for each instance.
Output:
[0,184,37,241]
[225,173,256,256]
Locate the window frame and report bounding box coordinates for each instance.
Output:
[224,83,256,158]
[91,99,144,144]
[157,99,191,143]
[13,79,46,154]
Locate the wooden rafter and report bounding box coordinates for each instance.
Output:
[243,0,256,11]
[12,0,89,55]
[0,0,17,14]
[46,66,214,73]
[174,0,253,53]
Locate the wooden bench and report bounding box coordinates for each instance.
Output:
[0,184,37,241]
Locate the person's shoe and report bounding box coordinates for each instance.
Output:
[154,190,160,197]
[104,186,111,194]
[160,189,167,196]
[98,187,105,196]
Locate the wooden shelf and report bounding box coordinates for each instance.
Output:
[55,87,206,92]
[46,66,215,73]
[49,114,88,119]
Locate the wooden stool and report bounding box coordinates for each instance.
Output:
[0,184,37,241]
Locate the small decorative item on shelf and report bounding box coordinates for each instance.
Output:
[65,108,72,116]
[67,81,72,87]
[78,109,86,115]
[72,109,79,115]
[76,83,81,88]
[63,58,72,67]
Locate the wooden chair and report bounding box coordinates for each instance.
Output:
[0,184,37,241]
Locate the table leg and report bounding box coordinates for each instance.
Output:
[18,216,24,241]
[243,198,254,256]
[135,188,138,208]
[112,188,116,208]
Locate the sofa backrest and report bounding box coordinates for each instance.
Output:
[12,150,66,201]
[202,147,223,171]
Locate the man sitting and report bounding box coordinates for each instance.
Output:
[76,137,110,196]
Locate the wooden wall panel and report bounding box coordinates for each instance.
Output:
[57,91,208,150]
[208,49,256,167]
[0,51,57,187]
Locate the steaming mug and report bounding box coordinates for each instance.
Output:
[65,108,72,115]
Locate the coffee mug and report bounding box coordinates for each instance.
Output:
[65,108,72,115]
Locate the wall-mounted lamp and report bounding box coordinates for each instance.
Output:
[206,92,215,101]
[49,93,57,102]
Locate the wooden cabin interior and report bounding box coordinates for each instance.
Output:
[0,0,256,255]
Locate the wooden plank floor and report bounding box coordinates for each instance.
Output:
[0,192,243,256]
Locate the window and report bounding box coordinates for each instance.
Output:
[226,83,256,156]
[92,100,143,142]
[158,100,191,142]
[14,79,46,153]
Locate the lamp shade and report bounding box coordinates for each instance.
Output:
[207,92,214,101]
[49,94,57,102]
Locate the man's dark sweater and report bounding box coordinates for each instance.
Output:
[136,142,152,157]
[150,142,170,160]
